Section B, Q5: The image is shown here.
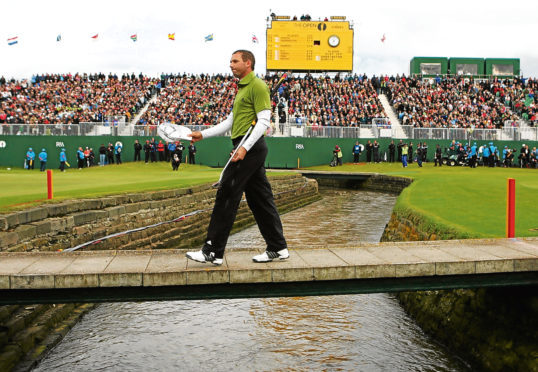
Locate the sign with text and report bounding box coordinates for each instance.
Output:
[266,20,353,72]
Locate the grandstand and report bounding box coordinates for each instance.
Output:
[0,72,536,141]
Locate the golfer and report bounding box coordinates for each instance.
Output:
[186,50,288,265]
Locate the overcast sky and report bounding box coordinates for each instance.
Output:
[2,0,537,79]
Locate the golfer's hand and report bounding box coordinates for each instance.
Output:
[188,131,203,143]
[231,146,247,162]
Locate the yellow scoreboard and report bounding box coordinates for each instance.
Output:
[266,20,354,72]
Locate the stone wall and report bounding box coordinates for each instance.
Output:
[0,174,319,253]
[307,173,412,194]
[382,209,538,372]
[0,174,321,371]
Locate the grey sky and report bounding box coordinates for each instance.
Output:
[2,0,537,79]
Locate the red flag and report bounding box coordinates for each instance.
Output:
[381,34,386,43]
[91,34,99,39]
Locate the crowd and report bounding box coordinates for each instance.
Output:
[21,137,199,173]
[0,73,157,124]
[283,74,387,127]
[2,72,537,130]
[386,75,536,129]
[139,73,237,126]
[343,139,537,169]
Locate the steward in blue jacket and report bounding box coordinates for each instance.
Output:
[59,148,67,172]
[26,148,35,170]
[38,148,47,171]
[482,145,490,166]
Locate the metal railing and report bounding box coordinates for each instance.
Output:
[1,123,537,141]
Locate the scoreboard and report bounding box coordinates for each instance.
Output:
[266,20,353,72]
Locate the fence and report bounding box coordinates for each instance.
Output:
[1,123,537,141]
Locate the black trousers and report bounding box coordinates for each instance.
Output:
[202,137,286,259]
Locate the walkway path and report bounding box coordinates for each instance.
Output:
[379,93,407,138]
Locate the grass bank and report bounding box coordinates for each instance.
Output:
[1,161,537,238]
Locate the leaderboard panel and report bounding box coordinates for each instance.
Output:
[266,20,353,72]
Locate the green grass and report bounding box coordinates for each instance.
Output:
[1,161,537,238]
[0,163,220,211]
[308,162,538,238]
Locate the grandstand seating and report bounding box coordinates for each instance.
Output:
[1,73,536,129]
[387,75,533,129]
[0,73,156,124]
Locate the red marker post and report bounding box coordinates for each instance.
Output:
[506,178,515,238]
[47,169,53,200]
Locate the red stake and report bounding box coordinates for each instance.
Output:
[47,169,53,200]
[506,178,515,238]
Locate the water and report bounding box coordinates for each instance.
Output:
[33,190,470,371]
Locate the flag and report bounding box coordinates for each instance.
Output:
[204,33,213,42]
[56,34,62,42]
[131,34,137,42]
[252,34,259,43]
[7,36,18,46]
[91,34,99,40]
[168,33,175,40]
[381,34,386,43]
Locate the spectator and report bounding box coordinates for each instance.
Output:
[134,139,142,161]
[366,140,373,163]
[157,140,165,161]
[373,140,380,163]
[434,144,442,166]
[388,140,395,163]
[77,146,85,169]
[90,148,96,166]
[114,142,123,164]
[143,140,151,163]
[99,144,106,166]
[188,142,197,164]
[106,143,115,164]
[84,147,91,167]
[352,141,361,164]
[150,138,157,162]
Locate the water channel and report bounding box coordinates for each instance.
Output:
[33,189,471,371]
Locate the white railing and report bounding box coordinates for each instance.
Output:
[1,123,537,141]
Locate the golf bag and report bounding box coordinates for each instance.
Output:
[330,155,338,167]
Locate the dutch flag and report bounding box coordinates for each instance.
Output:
[7,36,18,46]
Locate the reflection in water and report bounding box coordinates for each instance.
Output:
[33,190,470,372]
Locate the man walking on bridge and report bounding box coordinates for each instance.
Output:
[185,50,288,265]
